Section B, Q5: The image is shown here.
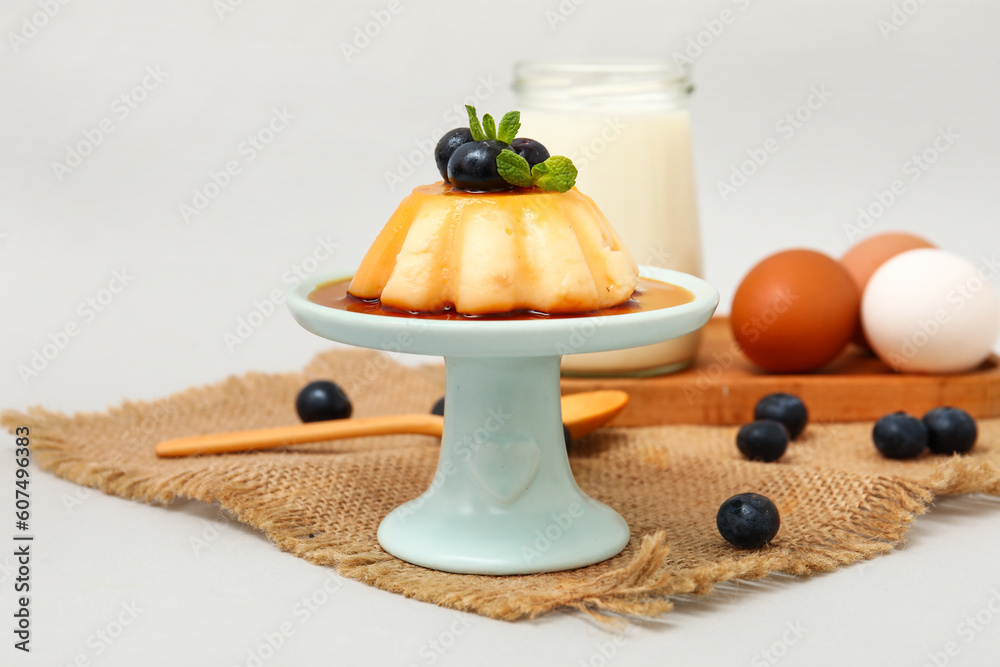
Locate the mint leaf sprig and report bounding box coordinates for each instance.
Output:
[496,111,520,143]
[466,105,486,141]
[466,105,577,193]
[529,155,577,192]
[496,150,533,188]
[466,105,520,143]
[496,150,578,193]
[482,113,496,140]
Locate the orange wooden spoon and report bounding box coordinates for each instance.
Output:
[155,390,628,457]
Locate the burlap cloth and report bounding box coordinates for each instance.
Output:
[4,349,999,621]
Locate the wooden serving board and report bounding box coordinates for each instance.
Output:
[560,317,1000,426]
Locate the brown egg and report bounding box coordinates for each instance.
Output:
[731,249,860,373]
[840,232,936,347]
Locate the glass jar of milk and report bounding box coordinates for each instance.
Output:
[513,60,705,376]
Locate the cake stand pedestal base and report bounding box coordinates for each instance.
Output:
[377,355,629,575]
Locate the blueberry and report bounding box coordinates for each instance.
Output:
[434,128,474,183]
[430,396,445,416]
[509,137,550,168]
[717,493,780,549]
[295,380,352,423]
[872,411,928,459]
[447,140,513,192]
[754,393,808,439]
[736,420,788,462]
[923,407,977,455]
[563,424,572,450]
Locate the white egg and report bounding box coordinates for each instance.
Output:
[862,248,999,373]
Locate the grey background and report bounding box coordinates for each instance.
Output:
[1,1,999,665]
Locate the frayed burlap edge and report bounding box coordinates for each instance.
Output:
[2,404,973,622]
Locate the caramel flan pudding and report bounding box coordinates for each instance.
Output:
[344,106,641,316]
[347,182,638,315]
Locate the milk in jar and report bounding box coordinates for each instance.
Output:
[514,61,704,375]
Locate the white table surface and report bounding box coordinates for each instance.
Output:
[2,1,999,665]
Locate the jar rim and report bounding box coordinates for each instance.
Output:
[513,59,693,112]
[514,59,691,83]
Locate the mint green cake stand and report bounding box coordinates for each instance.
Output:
[287,266,719,575]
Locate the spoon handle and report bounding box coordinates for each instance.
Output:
[155,414,445,457]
